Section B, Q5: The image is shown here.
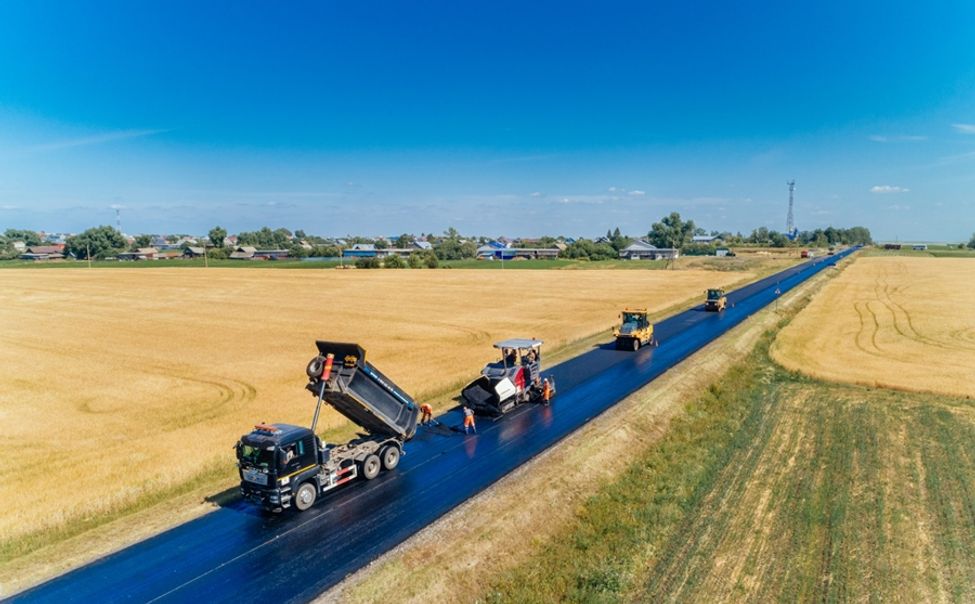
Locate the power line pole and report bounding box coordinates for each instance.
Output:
[86,242,92,269]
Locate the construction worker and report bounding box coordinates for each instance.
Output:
[420,403,433,425]
[463,405,477,434]
[542,378,552,405]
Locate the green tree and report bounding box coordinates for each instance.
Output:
[395,234,413,249]
[608,227,632,252]
[383,254,405,268]
[747,227,770,245]
[565,239,617,260]
[66,226,127,259]
[436,228,477,260]
[968,233,975,249]
[425,251,439,268]
[208,226,228,248]
[312,245,341,257]
[237,227,294,249]
[293,229,306,240]
[132,234,153,249]
[4,229,41,246]
[648,212,695,250]
[355,256,381,269]
[768,231,789,247]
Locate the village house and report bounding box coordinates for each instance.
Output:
[619,240,680,260]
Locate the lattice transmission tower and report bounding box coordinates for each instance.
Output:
[785,179,797,238]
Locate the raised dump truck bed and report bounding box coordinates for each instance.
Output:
[306,341,418,440]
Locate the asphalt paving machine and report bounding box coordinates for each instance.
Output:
[461,339,556,416]
[236,341,419,512]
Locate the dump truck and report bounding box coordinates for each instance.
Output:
[236,341,419,512]
[613,308,656,351]
[704,288,727,312]
[461,339,556,416]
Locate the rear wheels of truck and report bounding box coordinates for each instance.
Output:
[361,454,382,480]
[380,446,400,471]
[294,482,317,512]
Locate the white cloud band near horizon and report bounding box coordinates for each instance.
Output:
[870,185,909,194]
[29,129,168,152]
[868,134,927,142]
[952,123,975,134]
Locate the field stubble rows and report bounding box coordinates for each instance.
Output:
[772,257,975,398]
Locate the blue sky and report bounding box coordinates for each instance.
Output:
[1,1,974,240]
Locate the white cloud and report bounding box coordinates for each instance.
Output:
[869,134,927,142]
[628,190,646,196]
[886,204,911,211]
[607,186,619,192]
[870,185,909,194]
[29,129,167,152]
[0,204,19,210]
[952,123,975,134]
[530,191,542,197]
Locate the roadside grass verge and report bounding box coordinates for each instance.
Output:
[484,331,975,601]
[484,328,783,602]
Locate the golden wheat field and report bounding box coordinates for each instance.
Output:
[0,267,744,545]
[772,257,975,397]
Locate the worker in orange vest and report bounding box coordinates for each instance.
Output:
[420,403,433,425]
[463,405,477,434]
[542,379,552,405]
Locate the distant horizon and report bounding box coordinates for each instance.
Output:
[12,223,959,247]
[2,2,974,241]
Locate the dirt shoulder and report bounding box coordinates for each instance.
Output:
[321,259,839,603]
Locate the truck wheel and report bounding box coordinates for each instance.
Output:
[631,338,640,351]
[362,454,382,480]
[294,482,317,512]
[380,446,400,471]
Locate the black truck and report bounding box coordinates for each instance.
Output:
[236,341,419,512]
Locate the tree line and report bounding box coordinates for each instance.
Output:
[0,215,882,262]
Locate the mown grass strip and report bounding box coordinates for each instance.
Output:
[484,329,782,603]
[483,335,975,602]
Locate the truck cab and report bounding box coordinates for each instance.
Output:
[236,341,420,513]
[236,423,323,511]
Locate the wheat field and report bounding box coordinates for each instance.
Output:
[772,256,975,397]
[0,267,742,545]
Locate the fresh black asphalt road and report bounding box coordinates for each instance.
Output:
[11,247,858,604]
